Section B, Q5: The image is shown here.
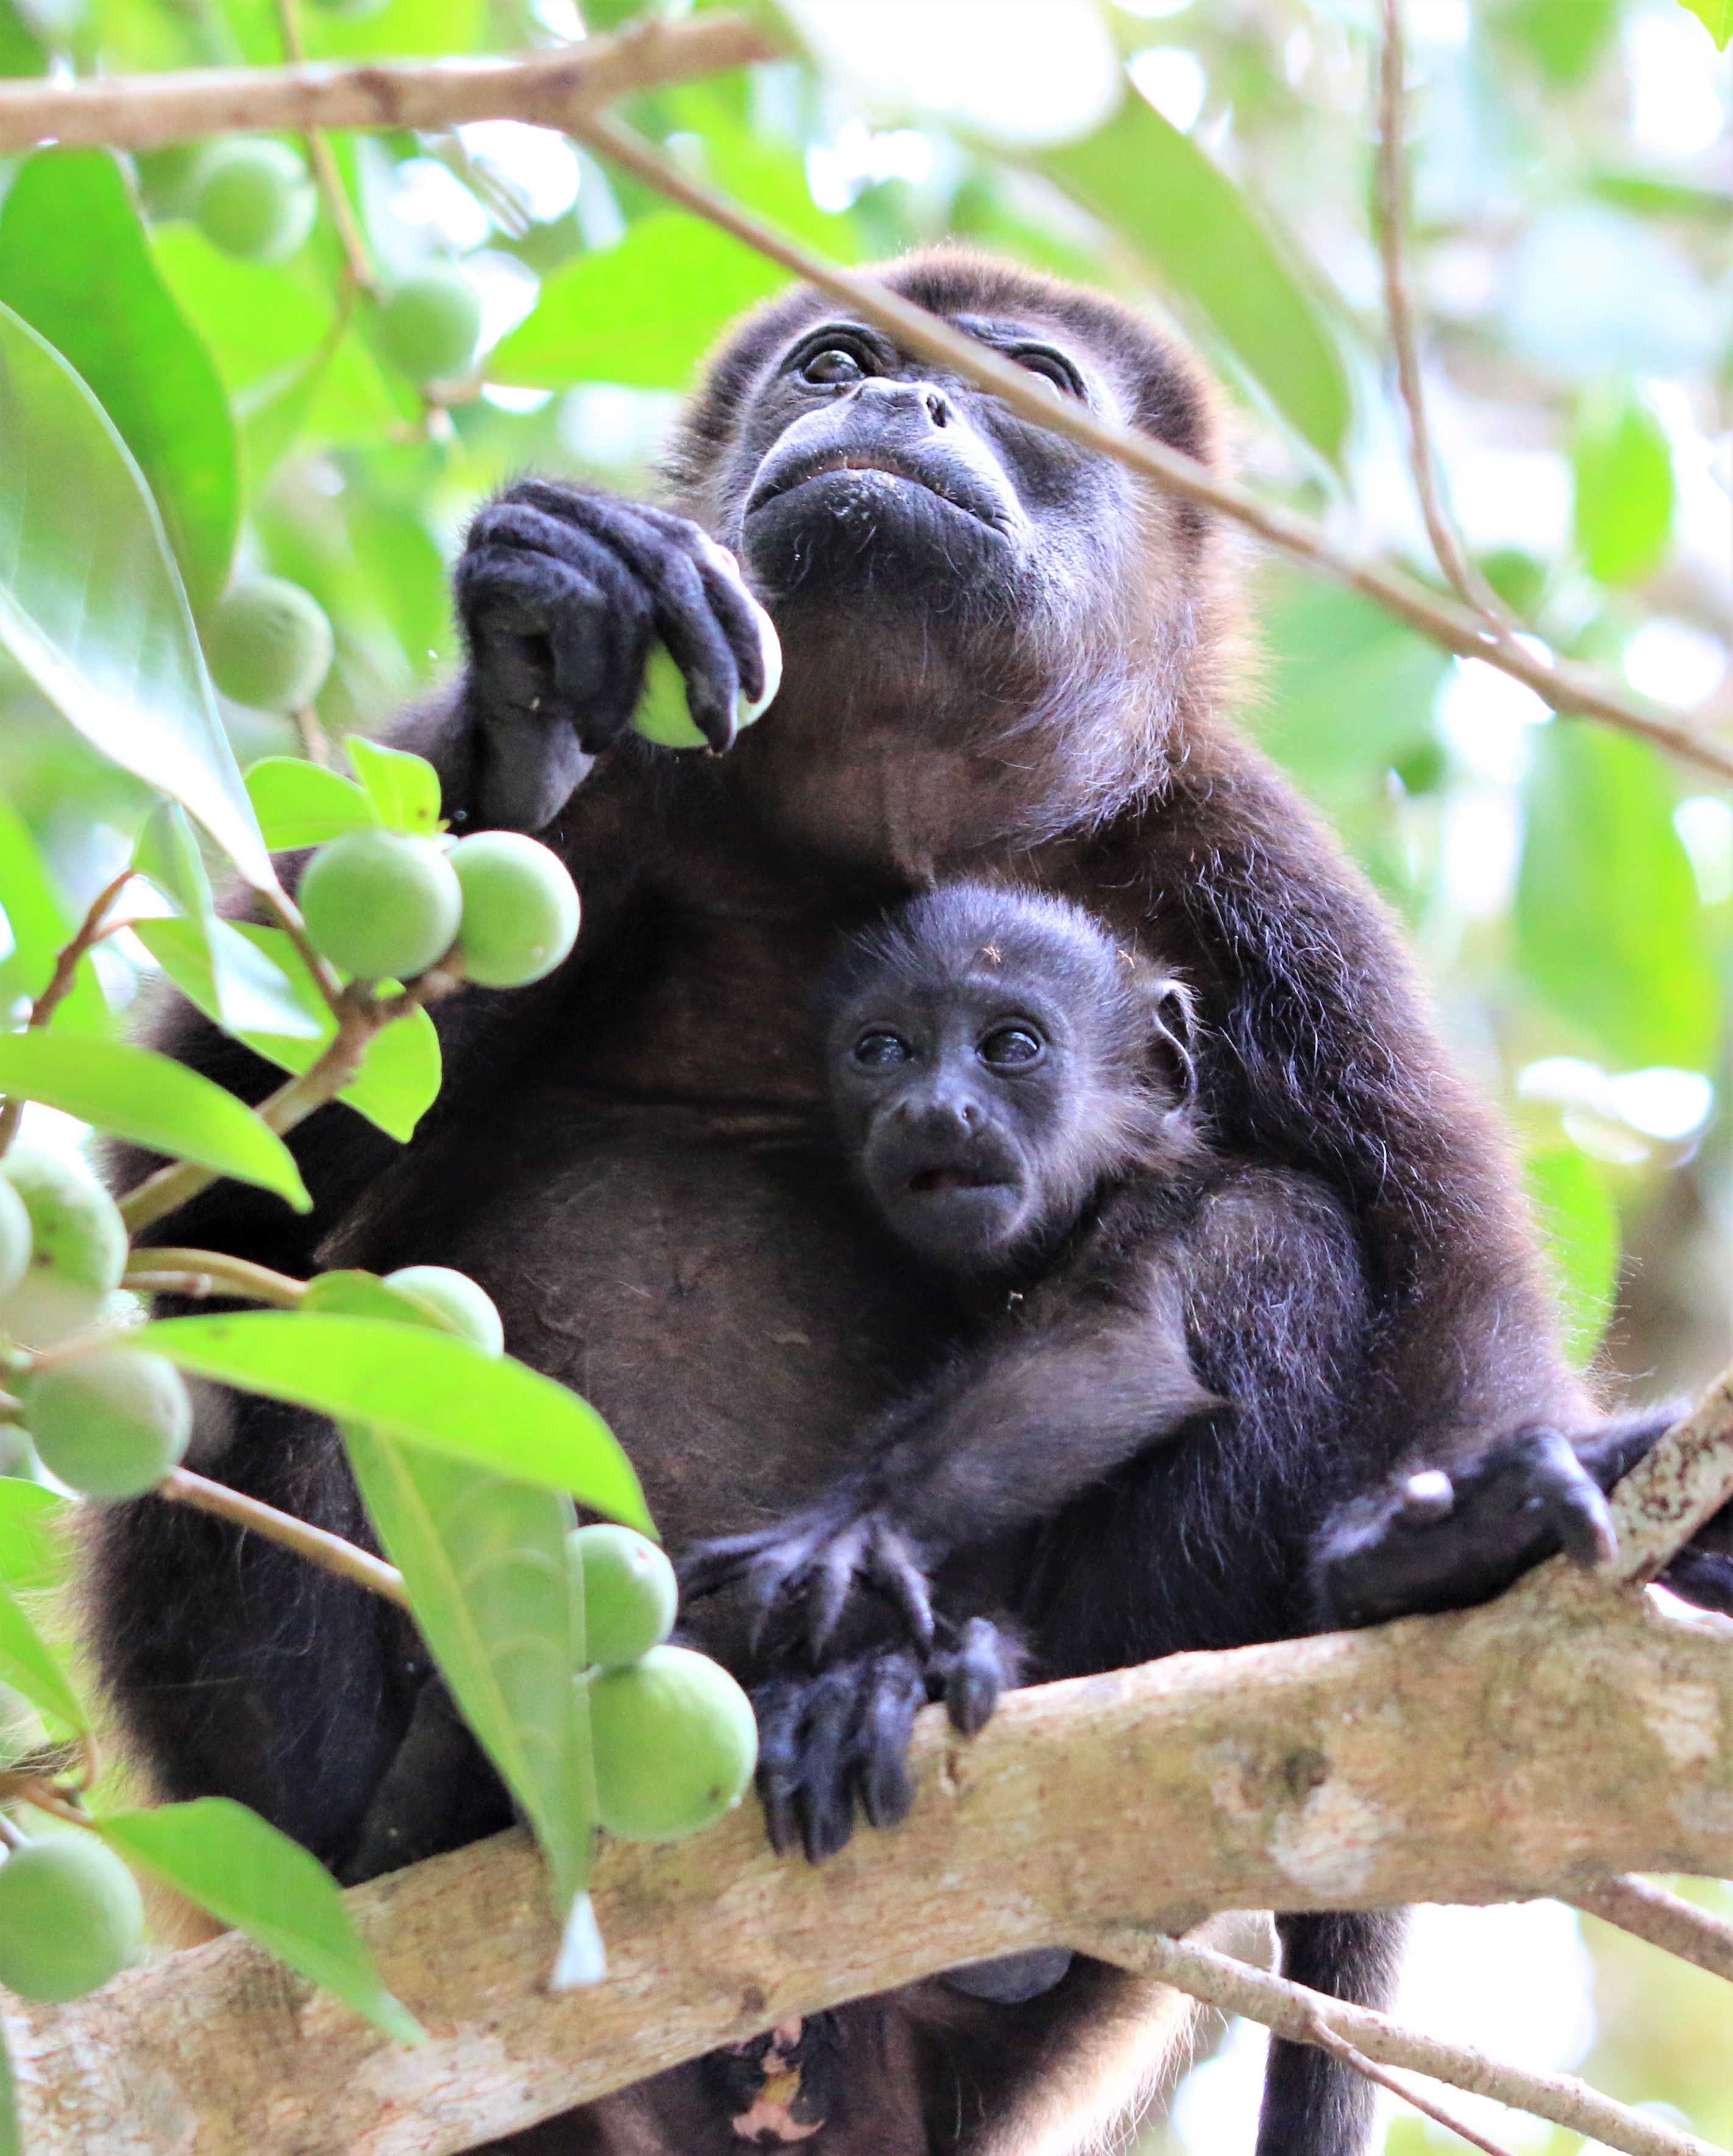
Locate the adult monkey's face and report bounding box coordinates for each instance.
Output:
[674,255,1217,662]
[725,312,1122,621]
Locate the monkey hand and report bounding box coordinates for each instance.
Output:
[1311,1410,1709,1629]
[752,1618,1023,1864]
[679,1493,944,1662]
[455,479,774,829]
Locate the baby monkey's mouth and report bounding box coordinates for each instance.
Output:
[907,1166,1000,1194]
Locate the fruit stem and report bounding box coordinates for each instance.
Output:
[257,886,346,1021]
[293,703,330,767]
[121,1251,308,1310]
[116,989,382,1237]
[0,866,138,1158]
[158,1467,408,1605]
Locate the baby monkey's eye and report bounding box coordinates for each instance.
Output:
[803,346,867,386]
[854,1030,913,1066]
[979,1026,1045,1068]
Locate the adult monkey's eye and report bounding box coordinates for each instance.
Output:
[854,1030,913,1066]
[803,346,867,387]
[980,1026,1045,1068]
[1011,348,1084,400]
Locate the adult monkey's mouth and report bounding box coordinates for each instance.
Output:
[744,448,1006,530]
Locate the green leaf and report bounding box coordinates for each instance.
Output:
[133,918,438,1138]
[0,2018,19,2156]
[132,798,213,921]
[131,914,325,1044]
[1517,723,1719,1073]
[0,0,46,78]
[1572,380,1674,586]
[1677,0,1731,49]
[0,1576,84,1732]
[0,1480,74,1598]
[141,1313,652,1526]
[95,1799,422,2045]
[345,1427,592,1902]
[0,789,107,1034]
[489,215,790,391]
[1251,572,1450,805]
[1041,91,1351,466]
[1499,0,1623,81]
[0,1033,310,1209]
[1525,1144,1620,1367]
[0,149,238,615]
[246,757,380,850]
[0,301,274,888]
[347,738,441,835]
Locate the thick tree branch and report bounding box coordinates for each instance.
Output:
[7,1569,1730,2156]
[568,113,1733,785]
[1081,1926,1715,2156]
[0,15,775,152]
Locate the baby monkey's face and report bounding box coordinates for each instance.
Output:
[827,966,1142,1273]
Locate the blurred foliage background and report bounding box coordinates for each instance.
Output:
[0,0,1726,2146]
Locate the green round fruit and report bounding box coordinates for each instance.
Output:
[0,1174,30,1305]
[374,269,483,384]
[0,1149,127,1349]
[572,1523,677,1668]
[630,591,782,751]
[588,1644,756,1843]
[383,1265,504,1355]
[298,829,463,982]
[0,1837,145,2002]
[26,1350,192,1501]
[449,833,582,989]
[204,577,334,713]
[193,140,315,263]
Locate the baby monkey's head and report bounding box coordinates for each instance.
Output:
[824,883,1201,1274]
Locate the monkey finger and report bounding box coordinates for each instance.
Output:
[944,1618,1022,1737]
[750,1680,809,1859]
[786,1671,861,1865]
[865,1526,936,1649]
[676,1528,781,1601]
[1660,1547,1733,1615]
[806,1521,873,1655]
[857,1654,925,1831]
[1529,1430,1618,1569]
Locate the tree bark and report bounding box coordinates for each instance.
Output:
[0,15,775,153]
[8,1567,1731,2156]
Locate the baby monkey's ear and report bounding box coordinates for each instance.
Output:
[1141,968,1199,1108]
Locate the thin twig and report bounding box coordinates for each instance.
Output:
[158,1466,408,1604]
[0,16,777,151]
[1082,1925,1720,2156]
[269,0,373,293]
[0,866,137,1156]
[1569,1876,1733,1985]
[568,112,1733,785]
[256,886,345,1019]
[1375,0,1511,630]
[121,1249,308,1308]
[1302,2008,1520,2156]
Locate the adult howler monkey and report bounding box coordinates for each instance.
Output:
[96,252,1719,2155]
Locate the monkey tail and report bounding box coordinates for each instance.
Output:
[1254,1910,1408,2156]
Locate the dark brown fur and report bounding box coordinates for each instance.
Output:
[92,251,1683,2154]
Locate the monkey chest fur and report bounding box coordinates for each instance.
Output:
[351,1090,955,1568]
